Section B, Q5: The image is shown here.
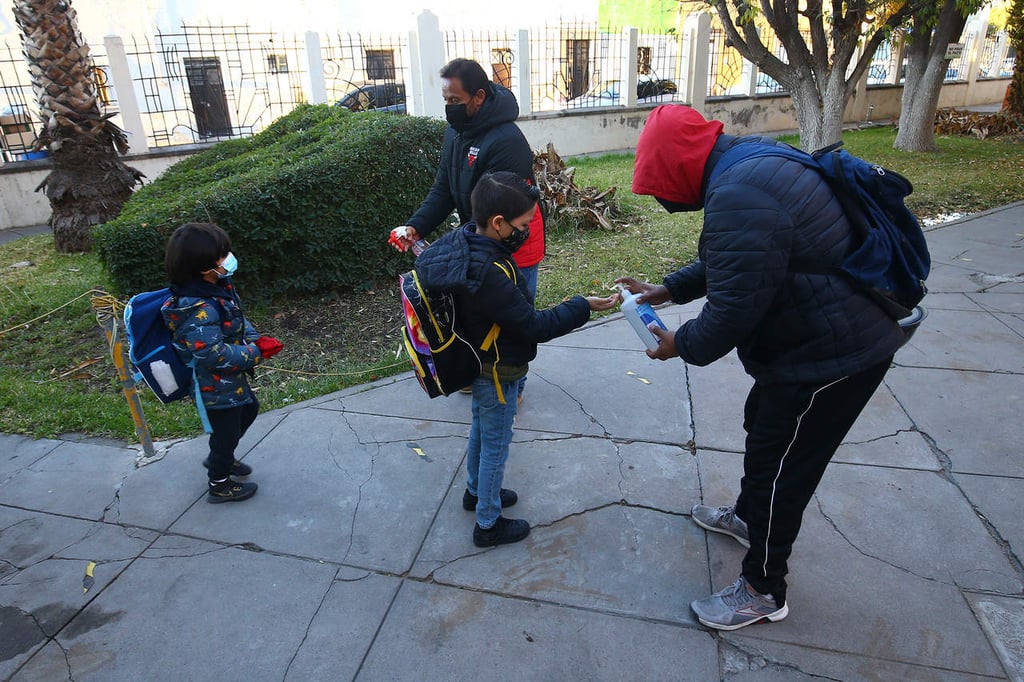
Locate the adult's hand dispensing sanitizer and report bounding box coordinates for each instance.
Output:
[617,285,668,351]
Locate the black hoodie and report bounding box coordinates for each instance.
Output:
[405,84,544,267]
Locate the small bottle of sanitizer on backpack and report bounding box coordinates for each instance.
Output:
[617,284,668,352]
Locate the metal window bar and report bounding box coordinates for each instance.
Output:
[945,31,973,82]
[976,35,1000,80]
[320,31,409,113]
[638,31,683,103]
[755,30,788,95]
[443,27,518,95]
[867,38,898,85]
[708,27,746,97]
[1,38,116,161]
[124,23,309,148]
[1002,45,1017,77]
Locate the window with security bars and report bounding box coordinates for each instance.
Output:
[366,50,396,80]
[267,54,289,74]
[637,46,652,75]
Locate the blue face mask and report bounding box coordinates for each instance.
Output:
[216,252,238,278]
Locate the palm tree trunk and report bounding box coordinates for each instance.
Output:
[14,0,143,253]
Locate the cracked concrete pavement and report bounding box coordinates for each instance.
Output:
[1,202,1022,680]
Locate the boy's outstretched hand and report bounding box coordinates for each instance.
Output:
[586,293,620,312]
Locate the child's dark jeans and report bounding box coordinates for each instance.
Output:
[206,398,260,480]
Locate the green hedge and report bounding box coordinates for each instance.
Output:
[93,104,446,298]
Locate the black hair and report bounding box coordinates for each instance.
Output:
[439,58,490,98]
[165,222,231,285]
[471,171,540,229]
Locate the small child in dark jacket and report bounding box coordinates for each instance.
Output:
[161,223,284,503]
[414,172,619,547]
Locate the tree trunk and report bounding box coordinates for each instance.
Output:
[894,0,970,151]
[14,0,142,253]
[41,136,141,252]
[788,75,851,151]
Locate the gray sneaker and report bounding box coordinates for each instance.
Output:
[691,576,789,631]
[691,504,750,548]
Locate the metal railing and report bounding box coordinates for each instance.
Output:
[123,24,309,147]
[321,31,409,112]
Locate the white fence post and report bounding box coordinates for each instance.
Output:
[303,31,328,105]
[514,29,532,115]
[411,10,446,119]
[621,27,639,106]
[103,35,149,154]
[683,13,711,111]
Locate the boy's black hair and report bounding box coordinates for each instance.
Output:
[165,222,231,285]
[471,171,540,228]
[440,58,490,98]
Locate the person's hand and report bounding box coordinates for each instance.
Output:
[388,226,421,253]
[614,277,670,306]
[255,335,284,359]
[645,324,679,361]
[585,293,620,312]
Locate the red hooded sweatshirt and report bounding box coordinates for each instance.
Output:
[632,105,724,205]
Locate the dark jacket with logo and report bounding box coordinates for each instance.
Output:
[645,134,905,384]
[414,224,588,375]
[406,84,545,268]
[161,279,262,408]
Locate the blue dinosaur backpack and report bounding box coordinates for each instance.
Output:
[710,141,930,320]
[123,288,193,404]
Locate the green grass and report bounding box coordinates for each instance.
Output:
[2,126,1021,441]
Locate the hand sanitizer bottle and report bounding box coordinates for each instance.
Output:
[618,285,668,351]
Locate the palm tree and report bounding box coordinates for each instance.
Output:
[14,0,143,253]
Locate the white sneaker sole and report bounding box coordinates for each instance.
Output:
[691,514,751,549]
[696,602,789,631]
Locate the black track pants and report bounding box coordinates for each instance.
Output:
[735,357,893,605]
[206,398,260,481]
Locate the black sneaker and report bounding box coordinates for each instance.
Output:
[462,488,518,511]
[207,478,258,503]
[202,458,253,477]
[473,516,530,547]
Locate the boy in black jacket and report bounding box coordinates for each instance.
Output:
[415,172,618,547]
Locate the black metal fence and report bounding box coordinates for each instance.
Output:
[321,31,409,112]
[124,24,308,147]
[0,40,114,161]
[443,27,518,97]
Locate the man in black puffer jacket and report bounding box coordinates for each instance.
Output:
[617,105,907,631]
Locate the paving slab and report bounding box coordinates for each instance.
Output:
[0,509,156,679]
[413,436,700,578]
[0,440,137,520]
[964,593,1024,681]
[0,434,61,482]
[279,567,401,681]
[169,408,465,572]
[894,306,1024,373]
[426,505,708,625]
[112,412,287,532]
[957,472,1024,565]
[698,455,1014,676]
[722,636,1005,680]
[360,580,719,681]
[11,535,338,681]
[885,366,1024,477]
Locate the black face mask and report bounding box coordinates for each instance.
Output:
[655,196,700,213]
[445,103,469,132]
[501,225,530,253]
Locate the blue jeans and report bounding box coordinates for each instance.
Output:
[465,375,520,529]
[517,264,538,396]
